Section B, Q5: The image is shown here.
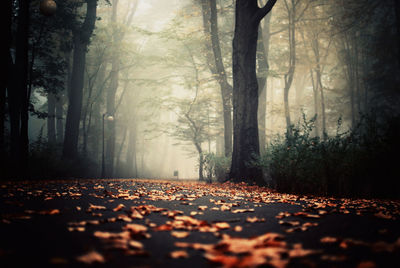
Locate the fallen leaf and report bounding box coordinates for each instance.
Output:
[76,250,105,264]
[169,250,189,259]
[171,231,190,238]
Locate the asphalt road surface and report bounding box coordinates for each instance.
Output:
[1,178,399,268]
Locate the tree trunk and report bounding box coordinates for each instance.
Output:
[310,70,320,136]
[115,124,127,175]
[126,121,137,177]
[196,144,204,181]
[230,0,276,185]
[63,0,97,159]
[55,94,64,144]
[283,0,296,136]
[14,0,30,176]
[63,40,87,158]
[201,0,233,157]
[1,0,12,166]
[257,12,271,154]
[47,93,56,145]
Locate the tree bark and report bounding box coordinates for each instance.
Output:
[1,0,12,165]
[126,121,137,177]
[257,12,271,154]
[229,0,276,185]
[200,0,233,157]
[310,69,320,136]
[63,0,97,159]
[55,94,64,144]
[47,93,56,145]
[14,0,30,176]
[283,0,296,136]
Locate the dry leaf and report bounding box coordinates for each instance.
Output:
[76,250,105,264]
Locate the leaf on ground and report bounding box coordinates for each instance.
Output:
[169,250,189,259]
[171,231,190,238]
[113,204,125,212]
[232,208,254,214]
[246,216,265,223]
[76,250,105,264]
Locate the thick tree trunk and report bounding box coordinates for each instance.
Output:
[63,40,87,158]
[201,0,233,157]
[14,0,30,176]
[394,0,400,67]
[1,0,12,165]
[229,0,276,185]
[63,0,97,159]
[47,93,56,145]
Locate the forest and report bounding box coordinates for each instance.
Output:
[2,0,400,267]
[4,0,400,198]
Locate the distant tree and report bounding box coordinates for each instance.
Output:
[63,0,98,159]
[200,0,233,158]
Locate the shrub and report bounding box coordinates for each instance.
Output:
[204,153,231,182]
[258,113,400,198]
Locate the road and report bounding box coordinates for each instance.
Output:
[1,178,399,267]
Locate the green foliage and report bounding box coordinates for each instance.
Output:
[28,127,98,179]
[259,113,400,198]
[204,153,231,182]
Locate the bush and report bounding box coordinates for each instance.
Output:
[259,113,400,198]
[28,128,99,179]
[204,153,231,182]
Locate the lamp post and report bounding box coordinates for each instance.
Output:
[101,114,114,178]
[39,0,57,16]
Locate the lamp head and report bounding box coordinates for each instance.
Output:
[40,0,57,16]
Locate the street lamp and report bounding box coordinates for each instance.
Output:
[40,0,57,16]
[101,113,114,178]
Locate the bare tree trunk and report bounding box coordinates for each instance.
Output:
[47,93,56,145]
[63,40,87,158]
[200,0,233,157]
[126,121,137,177]
[63,0,97,159]
[257,12,271,155]
[230,0,276,185]
[283,0,296,136]
[55,95,64,144]
[196,144,204,181]
[310,70,320,136]
[115,124,127,175]
[12,0,30,176]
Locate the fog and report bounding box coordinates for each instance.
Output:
[9,0,398,182]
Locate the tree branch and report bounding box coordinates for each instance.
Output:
[254,0,277,22]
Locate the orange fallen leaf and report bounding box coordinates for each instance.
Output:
[76,250,105,264]
[171,231,190,238]
[124,223,148,233]
[357,261,376,268]
[214,222,230,230]
[232,208,255,213]
[128,240,144,250]
[320,236,338,243]
[234,225,243,232]
[246,216,265,223]
[113,203,125,212]
[169,250,189,259]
